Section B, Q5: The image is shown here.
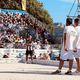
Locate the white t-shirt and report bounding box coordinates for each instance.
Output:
[64,25,77,50]
[75,26,80,49]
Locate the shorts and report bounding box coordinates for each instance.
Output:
[60,48,74,60]
[67,50,74,60]
[26,50,33,56]
[73,49,80,58]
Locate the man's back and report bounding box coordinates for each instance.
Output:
[65,25,77,50]
[75,26,80,49]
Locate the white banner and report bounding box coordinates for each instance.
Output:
[0,48,60,58]
[0,49,26,58]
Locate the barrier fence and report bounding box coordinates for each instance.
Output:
[0,48,60,59]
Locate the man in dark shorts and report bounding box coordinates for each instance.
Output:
[26,35,34,63]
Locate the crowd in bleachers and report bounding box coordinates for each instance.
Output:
[0,12,54,49]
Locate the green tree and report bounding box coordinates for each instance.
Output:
[0,0,21,9]
[26,0,53,30]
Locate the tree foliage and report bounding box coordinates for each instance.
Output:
[0,0,21,10]
[0,0,53,32]
[26,0,53,28]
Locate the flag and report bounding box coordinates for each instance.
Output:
[22,0,26,10]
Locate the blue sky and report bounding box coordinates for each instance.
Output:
[38,0,77,24]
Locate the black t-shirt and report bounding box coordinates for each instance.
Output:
[26,40,33,51]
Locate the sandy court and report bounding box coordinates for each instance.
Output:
[0,63,79,80]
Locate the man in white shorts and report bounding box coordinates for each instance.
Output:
[73,18,80,73]
[52,18,77,75]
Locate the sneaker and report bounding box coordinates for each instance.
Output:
[74,70,79,73]
[51,70,61,74]
[65,70,72,75]
[73,70,80,75]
